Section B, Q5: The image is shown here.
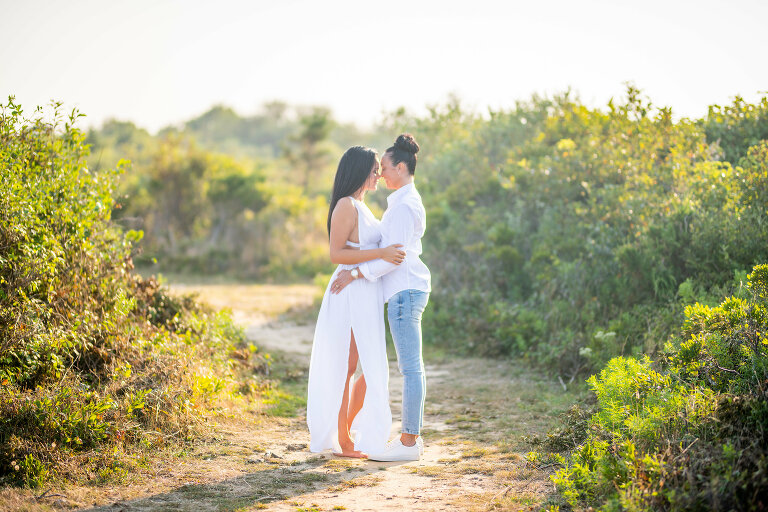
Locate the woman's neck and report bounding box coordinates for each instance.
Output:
[352,190,366,201]
[393,176,414,190]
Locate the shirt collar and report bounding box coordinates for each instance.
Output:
[386,182,415,207]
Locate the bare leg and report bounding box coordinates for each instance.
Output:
[400,433,418,446]
[334,330,366,458]
[348,374,367,430]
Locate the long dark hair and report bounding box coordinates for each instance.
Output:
[385,133,420,175]
[327,146,378,236]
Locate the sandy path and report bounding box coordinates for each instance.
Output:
[174,283,572,511]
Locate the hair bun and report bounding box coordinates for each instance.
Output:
[394,133,419,155]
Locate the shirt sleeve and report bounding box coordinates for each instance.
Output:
[359,203,415,282]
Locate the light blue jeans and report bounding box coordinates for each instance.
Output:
[387,289,429,435]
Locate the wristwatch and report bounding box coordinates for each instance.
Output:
[351,268,359,279]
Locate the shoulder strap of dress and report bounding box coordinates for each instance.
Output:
[346,196,360,211]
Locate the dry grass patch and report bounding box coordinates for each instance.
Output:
[328,474,383,491]
[461,446,492,458]
[446,413,482,424]
[408,465,446,477]
[0,488,61,512]
[454,459,498,475]
[321,459,363,473]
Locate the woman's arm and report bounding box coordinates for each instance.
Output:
[329,199,404,265]
[333,245,403,265]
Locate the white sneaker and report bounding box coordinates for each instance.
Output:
[368,439,421,462]
[416,436,424,456]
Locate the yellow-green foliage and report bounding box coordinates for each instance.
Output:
[0,99,268,487]
[551,264,768,511]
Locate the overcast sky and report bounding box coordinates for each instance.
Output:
[1,0,766,133]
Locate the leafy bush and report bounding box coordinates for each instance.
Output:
[0,99,268,487]
[549,264,768,511]
[704,95,768,164]
[407,89,768,377]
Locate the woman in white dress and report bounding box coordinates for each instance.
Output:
[307,146,405,458]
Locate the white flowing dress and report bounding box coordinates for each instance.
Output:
[307,197,392,454]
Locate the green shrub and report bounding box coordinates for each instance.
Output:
[0,98,267,486]
[550,264,768,511]
[704,95,768,164]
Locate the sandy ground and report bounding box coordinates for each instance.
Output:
[167,283,572,512]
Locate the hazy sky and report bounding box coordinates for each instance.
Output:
[1,0,766,133]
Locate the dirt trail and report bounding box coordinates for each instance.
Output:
[24,284,577,512]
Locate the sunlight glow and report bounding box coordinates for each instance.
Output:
[1,0,766,131]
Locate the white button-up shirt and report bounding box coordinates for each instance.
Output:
[359,183,431,302]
